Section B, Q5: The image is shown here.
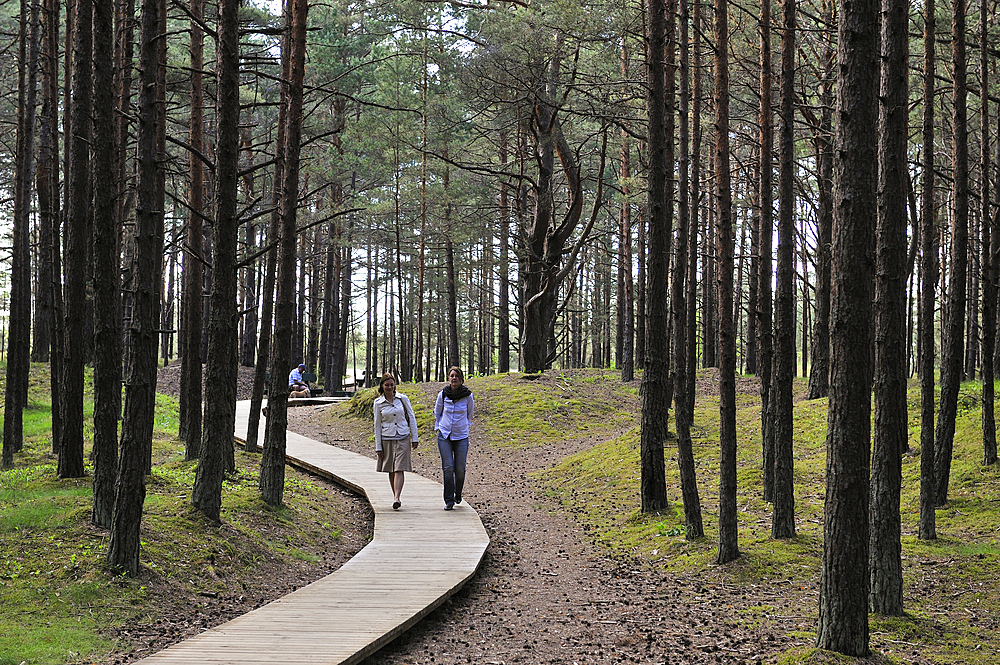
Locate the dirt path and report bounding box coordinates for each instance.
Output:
[287,390,795,665]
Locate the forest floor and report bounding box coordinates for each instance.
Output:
[145,366,929,665]
[282,374,909,665]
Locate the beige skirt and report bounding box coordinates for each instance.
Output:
[377,435,413,473]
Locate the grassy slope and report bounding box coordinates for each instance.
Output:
[0,365,366,665]
[4,365,998,664]
[485,368,997,665]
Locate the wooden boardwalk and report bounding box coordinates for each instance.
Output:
[134,400,490,665]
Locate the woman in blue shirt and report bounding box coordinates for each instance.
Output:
[434,367,475,510]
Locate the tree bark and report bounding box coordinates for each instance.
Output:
[193,0,242,521]
[2,0,39,468]
[57,0,92,479]
[806,0,834,401]
[91,0,121,528]
[673,0,702,538]
[771,0,796,539]
[261,0,308,506]
[933,0,969,506]
[31,0,52,364]
[246,8,292,454]
[816,0,877,652]
[918,0,937,541]
[640,0,669,514]
[107,0,161,576]
[715,0,739,564]
[179,0,205,455]
[979,0,997,467]
[870,0,908,615]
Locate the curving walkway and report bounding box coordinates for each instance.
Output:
[133,400,490,664]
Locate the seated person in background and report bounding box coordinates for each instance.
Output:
[289,363,310,398]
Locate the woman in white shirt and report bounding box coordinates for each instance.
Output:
[374,373,419,509]
[434,367,474,510]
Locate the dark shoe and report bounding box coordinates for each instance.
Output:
[392,501,401,510]
[444,503,454,511]
[455,495,462,505]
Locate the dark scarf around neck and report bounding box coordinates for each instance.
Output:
[443,384,471,401]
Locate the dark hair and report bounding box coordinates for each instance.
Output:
[447,366,465,383]
[377,372,396,395]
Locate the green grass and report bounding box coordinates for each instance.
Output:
[524,368,1000,664]
[0,363,363,665]
[6,364,999,664]
[471,370,636,447]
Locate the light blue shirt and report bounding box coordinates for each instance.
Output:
[434,391,474,440]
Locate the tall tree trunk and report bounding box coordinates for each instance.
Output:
[32,0,52,364]
[979,0,997,467]
[107,0,161,576]
[193,0,242,520]
[870,0,908,615]
[261,0,308,507]
[640,0,670,514]
[179,0,205,454]
[806,0,835,399]
[673,0,703,538]
[46,0,62,454]
[758,0,775,503]
[91,0,121,528]
[445,167,460,369]
[520,35,590,373]
[688,0,702,396]
[246,7,291,454]
[806,0,834,401]
[771,0,796,539]
[933,0,969,506]
[498,141,511,375]
[815,0,877,652]
[620,44,635,383]
[636,189,646,370]
[918,0,937,541]
[2,0,39,468]
[57,0,92,479]
[715,0,739,564]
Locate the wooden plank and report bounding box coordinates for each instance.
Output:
[134,400,489,665]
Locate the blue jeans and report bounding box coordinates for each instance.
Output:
[437,434,468,506]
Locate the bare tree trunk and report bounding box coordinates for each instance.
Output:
[246,10,291,453]
[640,0,669,514]
[870,0,908,615]
[933,0,969,506]
[2,0,39,468]
[816,0,877,651]
[32,0,53,365]
[758,0,775,503]
[91,0,121,527]
[689,0,702,392]
[498,141,511,375]
[107,0,161,576]
[261,0,308,507]
[445,171,460,369]
[771,0,796,539]
[620,42,635,383]
[673,0,702,538]
[57,0,92,479]
[39,0,62,453]
[193,0,242,520]
[715,0,739,564]
[979,0,997,467]
[179,0,205,453]
[918,0,938,541]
